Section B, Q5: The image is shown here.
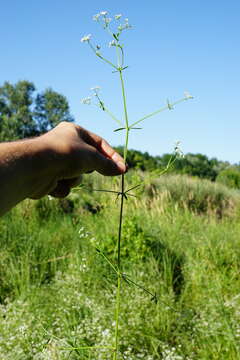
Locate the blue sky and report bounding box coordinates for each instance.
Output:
[1,1,239,163]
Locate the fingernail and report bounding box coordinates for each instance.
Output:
[117,161,126,172]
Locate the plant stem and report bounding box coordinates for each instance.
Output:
[117,175,125,268]
[113,62,129,360]
[113,175,124,360]
[119,70,129,130]
[129,97,190,128]
[113,272,121,360]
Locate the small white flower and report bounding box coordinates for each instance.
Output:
[93,13,100,21]
[80,34,91,42]
[174,141,184,158]
[90,86,101,93]
[96,44,101,50]
[100,11,108,16]
[109,40,116,47]
[184,91,193,99]
[80,97,91,105]
[114,14,122,20]
[105,17,112,24]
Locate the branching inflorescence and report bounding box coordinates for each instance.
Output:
[78,11,193,359]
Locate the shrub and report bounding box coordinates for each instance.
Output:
[216,168,240,190]
[146,174,240,218]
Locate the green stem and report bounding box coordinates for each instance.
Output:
[117,175,125,268]
[124,129,129,163]
[104,107,123,127]
[94,98,123,127]
[119,70,129,129]
[112,175,125,360]
[113,273,121,360]
[88,41,118,69]
[97,53,118,70]
[63,346,115,350]
[129,97,190,128]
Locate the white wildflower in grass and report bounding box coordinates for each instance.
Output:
[80,34,91,42]
[100,11,108,16]
[114,14,122,20]
[80,96,91,105]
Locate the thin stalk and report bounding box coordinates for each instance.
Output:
[96,53,118,70]
[117,174,125,268]
[63,346,115,350]
[129,97,189,128]
[94,95,123,126]
[88,41,118,70]
[96,248,119,275]
[116,44,121,68]
[104,107,123,126]
[113,62,129,360]
[119,70,129,129]
[113,273,121,360]
[123,129,129,162]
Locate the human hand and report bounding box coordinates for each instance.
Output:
[30,122,126,198]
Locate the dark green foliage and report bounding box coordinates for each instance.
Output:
[34,89,74,134]
[216,168,240,189]
[0,80,74,141]
[115,147,237,181]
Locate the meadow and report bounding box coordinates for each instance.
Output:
[0,172,240,360]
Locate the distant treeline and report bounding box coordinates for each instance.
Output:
[1,81,239,189]
[115,146,240,189]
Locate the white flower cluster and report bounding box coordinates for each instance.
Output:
[174,141,184,158]
[93,11,112,27]
[118,17,132,31]
[80,86,101,105]
[80,96,91,105]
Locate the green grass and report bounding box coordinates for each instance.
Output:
[0,172,240,359]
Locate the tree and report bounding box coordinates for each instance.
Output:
[0,81,36,140]
[0,80,74,141]
[34,89,74,134]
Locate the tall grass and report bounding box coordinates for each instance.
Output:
[0,173,240,359]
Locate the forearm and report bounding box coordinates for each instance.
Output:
[0,122,126,216]
[0,138,55,216]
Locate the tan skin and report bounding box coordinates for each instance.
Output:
[0,122,126,216]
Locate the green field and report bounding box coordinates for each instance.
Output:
[1,172,240,359]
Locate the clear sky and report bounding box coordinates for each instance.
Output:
[1,1,239,163]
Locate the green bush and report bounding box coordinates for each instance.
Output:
[146,174,240,218]
[216,168,240,190]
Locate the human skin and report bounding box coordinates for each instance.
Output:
[0,122,126,216]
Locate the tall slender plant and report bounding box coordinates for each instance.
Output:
[77,11,193,359]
